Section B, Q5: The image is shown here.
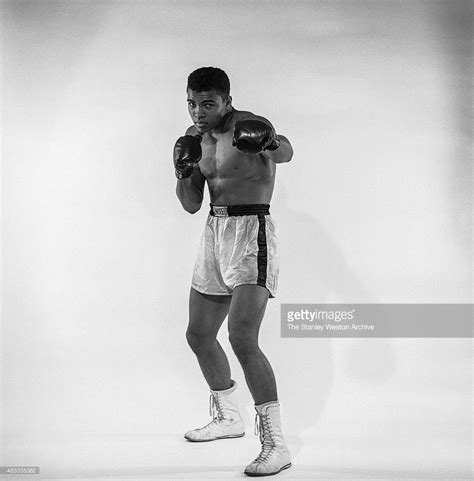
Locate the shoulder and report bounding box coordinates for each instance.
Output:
[185,125,198,136]
[234,110,273,128]
[234,110,254,121]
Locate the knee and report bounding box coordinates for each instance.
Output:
[186,326,215,354]
[228,331,258,361]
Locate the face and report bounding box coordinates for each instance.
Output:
[187,89,231,133]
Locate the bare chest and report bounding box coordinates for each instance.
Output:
[198,130,274,181]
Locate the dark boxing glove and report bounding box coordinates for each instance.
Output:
[173,135,202,179]
[232,119,280,154]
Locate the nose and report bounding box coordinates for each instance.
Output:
[194,105,205,120]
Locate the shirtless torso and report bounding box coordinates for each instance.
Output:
[185,109,276,205]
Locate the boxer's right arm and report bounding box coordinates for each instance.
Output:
[176,167,205,214]
[174,128,205,214]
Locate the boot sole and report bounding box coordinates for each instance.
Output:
[184,432,245,442]
[244,462,292,477]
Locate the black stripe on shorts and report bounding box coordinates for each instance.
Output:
[257,214,267,288]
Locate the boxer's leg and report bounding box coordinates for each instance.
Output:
[185,287,245,442]
[227,284,277,404]
[228,284,291,476]
[186,287,232,391]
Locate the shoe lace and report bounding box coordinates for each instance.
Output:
[191,392,224,432]
[209,392,224,421]
[192,393,225,432]
[253,412,275,463]
[193,393,224,432]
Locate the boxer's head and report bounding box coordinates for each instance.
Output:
[186,67,232,133]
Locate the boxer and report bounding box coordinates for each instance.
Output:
[174,67,293,477]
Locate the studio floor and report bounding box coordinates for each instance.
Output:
[3,433,471,481]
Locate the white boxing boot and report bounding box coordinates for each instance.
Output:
[244,401,292,476]
[184,380,245,442]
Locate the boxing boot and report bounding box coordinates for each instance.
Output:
[184,380,245,442]
[244,401,292,476]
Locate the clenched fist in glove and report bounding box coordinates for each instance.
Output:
[232,119,280,154]
[173,135,202,179]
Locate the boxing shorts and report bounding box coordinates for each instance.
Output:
[191,204,279,298]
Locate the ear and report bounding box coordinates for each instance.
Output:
[226,95,233,109]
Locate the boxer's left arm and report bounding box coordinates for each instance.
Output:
[232,115,293,164]
[261,133,293,164]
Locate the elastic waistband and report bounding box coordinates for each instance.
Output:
[209,203,270,217]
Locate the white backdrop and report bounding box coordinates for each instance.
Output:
[1,1,472,479]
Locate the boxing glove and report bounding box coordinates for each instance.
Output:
[232,119,280,154]
[173,135,202,179]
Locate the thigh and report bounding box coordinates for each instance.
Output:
[187,287,232,338]
[227,284,270,338]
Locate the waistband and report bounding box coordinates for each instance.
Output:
[209,203,270,217]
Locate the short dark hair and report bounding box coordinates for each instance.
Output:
[187,67,230,98]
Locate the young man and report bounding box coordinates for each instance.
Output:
[173,67,293,477]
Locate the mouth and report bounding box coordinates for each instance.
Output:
[195,122,208,128]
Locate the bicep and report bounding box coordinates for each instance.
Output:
[277,134,292,147]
